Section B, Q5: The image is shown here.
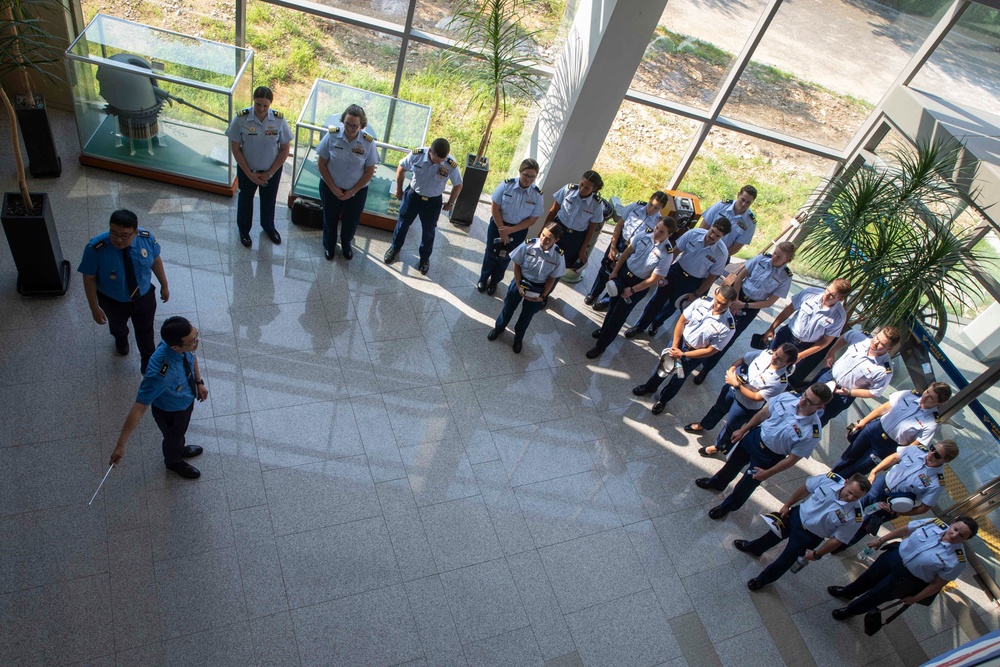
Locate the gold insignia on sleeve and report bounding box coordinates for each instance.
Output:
[934,412,941,423]
[238,108,250,116]
[556,247,564,255]
[884,362,892,372]
[568,183,578,190]
[328,125,341,133]
[446,157,457,168]
[855,507,863,522]
[272,110,283,118]
[826,472,842,480]
[933,518,948,529]
[785,266,793,276]
[362,132,374,142]
[957,549,966,562]
[812,424,820,438]
[412,148,424,154]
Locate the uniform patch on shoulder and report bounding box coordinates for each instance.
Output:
[506,177,516,184]
[637,200,647,206]
[238,108,250,116]
[568,183,578,190]
[911,389,920,395]
[826,471,842,481]
[934,411,941,423]
[361,132,373,142]
[722,199,733,204]
[855,507,864,522]
[933,518,949,529]
[412,148,424,155]
[446,156,457,168]
[272,110,283,119]
[700,295,711,301]
[528,238,538,244]
[728,318,735,329]
[158,362,170,376]
[556,247,564,255]
[138,230,150,238]
[93,240,107,251]
[535,186,544,195]
[328,125,341,133]
[938,473,944,482]
[748,210,757,221]
[917,443,929,452]
[779,373,787,383]
[957,548,966,562]
[812,424,820,438]
[883,362,892,372]
[784,266,793,276]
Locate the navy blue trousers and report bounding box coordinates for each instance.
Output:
[479,218,529,286]
[698,385,758,454]
[495,280,546,343]
[744,506,823,586]
[592,271,650,352]
[237,168,281,235]
[320,182,368,251]
[706,427,785,513]
[391,188,442,262]
[832,419,898,478]
[632,265,702,331]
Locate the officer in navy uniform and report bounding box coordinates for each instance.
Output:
[814,326,900,427]
[698,185,758,256]
[585,191,668,310]
[625,218,732,339]
[696,383,833,520]
[833,383,950,478]
[226,86,293,248]
[384,138,464,274]
[316,104,380,260]
[829,516,977,620]
[632,286,738,414]
[690,242,796,385]
[543,170,605,272]
[79,209,170,375]
[487,222,567,354]
[762,278,851,387]
[839,440,959,549]
[735,472,871,591]
[586,216,678,359]
[686,343,799,457]
[478,158,545,295]
[109,317,209,480]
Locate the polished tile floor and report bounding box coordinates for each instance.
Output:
[1,113,996,666]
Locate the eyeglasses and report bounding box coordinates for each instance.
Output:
[929,445,943,461]
[343,121,360,130]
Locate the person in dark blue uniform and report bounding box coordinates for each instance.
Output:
[478,159,545,295]
[384,138,463,274]
[226,86,293,248]
[79,209,170,375]
[109,317,209,479]
[487,222,566,353]
[316,104,380,260]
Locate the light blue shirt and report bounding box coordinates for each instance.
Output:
[225,108,293,171]
[552,184,605,232]
[620,201,661,246]
[740,252,793,301]
[492,178,545,225]
[760,393,822,458]
[802,473,865,543]
[735,349,789,410]
[788,286,847,342]
[510,238,566,283]
[702,199,756,248]
[675,228,729,278]
[135,341,196,412]
[78,229,161,302]
[881,390,939,445]
[399,148,463,197]
[900,519,966,582]
[831,329,892,397]
[316,122,380,189]
[681,297,735,351]
[885,445,944,507]
[625,231,673,279]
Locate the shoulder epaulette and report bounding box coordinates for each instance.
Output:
[779,372,787,383]
[446,156,457,168]
[637,200,647,206]
[93,240,107,251]
[884,361,892,372]
[812,424,820,438]
[412,148,424,155]
[645,226,653,234]
[556,247,564,255]
[855,507,863,522]
[362,132,374,142]
[238,108,250,116]
[534,186,543,195]
[328,125,341,133]
[272,110,283,119]
[763,252,772,258]
[748,210,757,221]
[826,471,843,481]
[938,472,944,482]
[594,192,602,202]
[568,183,578,190]
[957,548,966,563]
[933,411,941,423]
[911,389,920,395]
[917,443,929,452]
[722,199,733,204]
[784,266,793,276]
[700,295,711,301]
[505,177,516,184]
[933,517,949,529]
[138,230,150,238]
[528,238,538,244]
[158,362,170,376]
[728,317,736,329]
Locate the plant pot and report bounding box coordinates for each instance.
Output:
[450,154,489,226]
[15,95,62,179]
[1,193,71,296]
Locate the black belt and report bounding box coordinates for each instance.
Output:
[407,187,441,201]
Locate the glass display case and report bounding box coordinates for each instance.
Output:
[291,79,431,227]
[65,14,253,195]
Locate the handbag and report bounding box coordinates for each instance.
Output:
[863,600,908,636]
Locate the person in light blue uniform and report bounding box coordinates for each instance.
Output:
[690,242,796,384]
[585,191,668,309]
[586,216,678,358]
[699,185,758,255]
[736,472,870,591]
[487,222,566,354]
[226,86,292,248]
[79,209,170,375]
[316,104,380,260]
[833,383,949,478]
[477,159,545,295]
[543,170,605,271]
[384,138,464,274]
[696,384,832,520]
[632,287,738,415]
[814,326,899,427]
[829,516,976,620]
[625,218,731,338]
[109,317,209,480]
[687,344,798,457]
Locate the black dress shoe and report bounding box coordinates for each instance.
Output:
[684,423,703,434]
[342,245,354,260]
[592,329,603,339]
[487,328,502,341]
[115,338,129,356]
[697,446,720,458]
[240,234,252,248]
[165,461,201,479]
[691,369,705,385]
[477,280,487,293]
[624,326,642,339]
[651,401,666,415]
[831,608,852,621]
[708,505,729,520]
[512,340,522,354]
[733,540,758,556]
[182,445,204,459]
[584,295,595,306]
[585,347,603,359]
[747,578,764,591]
[266,229,281,245]
[324,248,334,261]
[384,247,399,264]
[418,260,430,275]
[632,385,653,396]
[486,283,497,296]
[827,586,854,600]
[593,298,610,312]
[647,326,659,336]
[695,477,721,490]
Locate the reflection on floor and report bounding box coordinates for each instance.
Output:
[0,112,997,667]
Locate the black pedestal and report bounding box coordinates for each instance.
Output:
[1,193,70,296]
[15,96,62,179]
[450,154,489,226]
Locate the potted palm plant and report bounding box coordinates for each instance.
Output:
[800,139,990,385]
[446,0,542,226]
[0,0,70,295]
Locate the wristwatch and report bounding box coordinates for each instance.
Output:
[195,380,205,386]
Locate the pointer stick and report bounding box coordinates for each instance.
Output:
[89,464,115,506]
